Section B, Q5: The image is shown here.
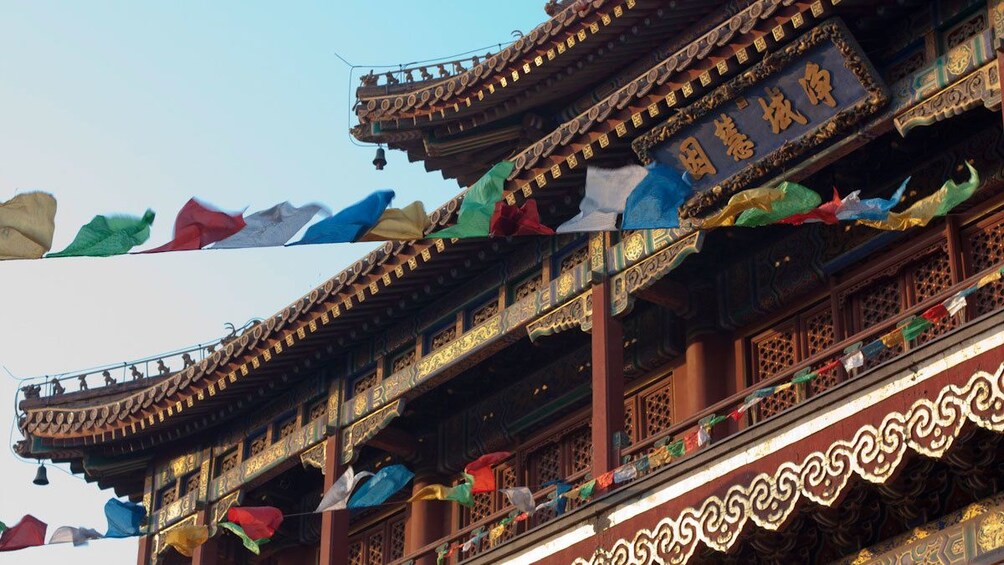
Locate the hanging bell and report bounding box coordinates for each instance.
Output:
[373,146,387,171]
[33,463,49,486]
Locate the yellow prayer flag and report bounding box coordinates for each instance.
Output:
[163,525,209,557]
[0,192,57,260]
[408,484,451,502]
[489,524,505,544]
[978,271,1002,288]
[881,329,905,349]
[699,188,784,229]
[648,445,671,468]
[359,201,428,242]
[774,382,793,393]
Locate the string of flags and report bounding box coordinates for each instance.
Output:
[0,160,980,260]
[6,262,1000,557]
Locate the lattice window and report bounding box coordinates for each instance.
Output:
[803,307,837,396]
[159,485,177,508]
[624,400,636,443]
[470,300,500,327]
[559,245,589,274]
[248,434,268,458]
[513,273,543,302]
[353,371,378,396]
[366,532,383,565]
[309,401,327,422]
[569,426,592,475]
[944,11,987,50]
[858,277,903,330]
[911,251,953,303]
[966,222,1004,316]
[529,442,561,488]
[276,417,297,441]
[348,540,364,565]
[183,472,200,496]
[641,383,673,439]
[388,519,406,561]
[218,450,238,474]
[429,325,457,352]
[751,324,797,380]
[391,349,415,373]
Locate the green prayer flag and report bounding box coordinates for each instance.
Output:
[735,182,821,227]
[901,317,933,342]
[446,474,475,507]
[667,439,686,458]
[429,162,514,238]
[219,522,269,555]
[579,479,597,501]
[0,521,6,533]
[48,210,156,258]
[792,372,817,384]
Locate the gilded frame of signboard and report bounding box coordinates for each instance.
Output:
[633,18,888,219]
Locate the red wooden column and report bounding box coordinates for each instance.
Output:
[998,44,1004,129]
[136,535,153,565]
[319,434,350,565]
[405,471,447,565]
[680,330,731,421]
[591,278,625,478]
[192,509,219,565]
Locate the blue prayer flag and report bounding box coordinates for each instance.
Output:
[290,191,394,245]
[835,178,909,222]
[622,164,692,230]
[347,464,414,509]
[542,479,572,515]
[104,498,146,538]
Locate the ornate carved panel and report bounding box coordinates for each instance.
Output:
[353,371,378,397]
[391,349,415,373]
[513,273,544,302]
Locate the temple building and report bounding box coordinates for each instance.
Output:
[18,0,1004,563]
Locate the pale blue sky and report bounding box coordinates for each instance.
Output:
[0,2,544,561]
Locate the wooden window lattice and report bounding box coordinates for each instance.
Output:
[530,442,561,488]
[911,250,958,344]
[804,307,838,396]
[353,372,378,397]
[366,532,384,565]
[569,426,592,475]
[388,518,406,561]
[348,540,364,565]
[966,222,1004,316]
[641,382,673,439]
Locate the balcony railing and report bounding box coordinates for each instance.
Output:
[390,261,1003,565]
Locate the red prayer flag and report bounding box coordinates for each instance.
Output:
[683,433,699,453]
[489,200,554,237]
[227,506,283,541]
[0,515,46,552]
[464,452,512,493]
[142,198,245,253]
[922,303,949,322]
[596,471,615,490]
[817,360,841,374]
[729,409,743,422]
[778,189,842,225]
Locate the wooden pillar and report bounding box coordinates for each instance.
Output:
[999,43,1004,129]
[680,331,731,422]
[192,509,218,565]
[591,280,625,477]
[405,471,447,565]
[319,434,350,565]
[136,535,153,565]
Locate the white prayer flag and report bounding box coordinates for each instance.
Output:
[613,464,638,484]
[315,466,373,513]
[556,165,648,233]
[842,350,865,371]
[501,487,536,515]
[213,202,329,248]
[49,526,103,546]
[943,294,967,317]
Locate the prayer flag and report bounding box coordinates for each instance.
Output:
[944,294,968,317]
[0,515,46,552]
[923,303,950,322]
[48,526,102,546]
[48,210,155,258]
[409,484,452,502]
[213,202,328,248]
[556,165,649,233]
[791,372,817,384]
[359,201,428,241]
[901,317,932,342]
[347,464,414,509]
[858,163,979,230]
[834,179,908,221]
[227,507,283,541]
[430,162,514,238]
[613,464,638,484]
[0,192,57,260]
[881,328,905,348]
[315,467,373,513]
[104,498,146,538]
[446,475,475,507]
[578,479,597,500]
[489,200,554,236]
[699,187,785,228]
[648,445,671,468]
[621,164,693,229]
[684,433,700,453]
[842,350,865,371]
[596,471,615,490]
[218,521,267,555]
[697,425,712,447]
[142,198,243,253]
[501,487,536,514]
[163,525,209,557]
[778,188,842,225]
[667,439,686,458]
[465,452,512,493]
[539,480,572,515]
[634,455,651,474]
[735,182,822,227]
[291,190,394,245]
[860,339,886,358]
[489,524,505,544]
[978,270,1002,288]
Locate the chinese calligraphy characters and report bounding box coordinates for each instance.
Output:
[799,61,836,107]
[678,137,716,179]
[713,114,754,161]
[758,87,807,134]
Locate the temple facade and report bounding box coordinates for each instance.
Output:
[17,0,1004,563]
